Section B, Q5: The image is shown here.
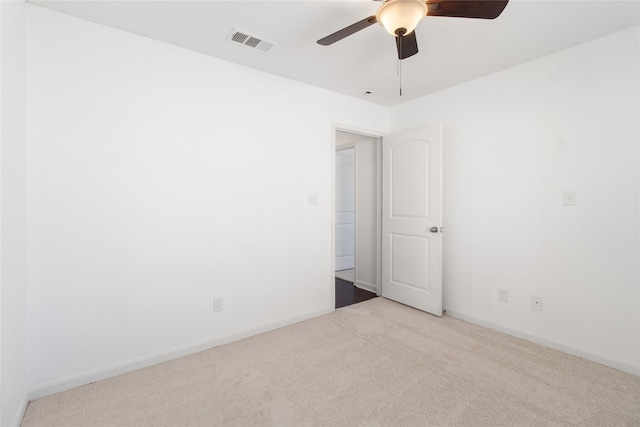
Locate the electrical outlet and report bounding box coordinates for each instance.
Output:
[213,297,224,312]
[498,288,508,303]
[531,296,543,311]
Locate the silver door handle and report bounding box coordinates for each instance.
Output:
[429,227,439,233]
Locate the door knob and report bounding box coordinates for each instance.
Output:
[429,227,439,233]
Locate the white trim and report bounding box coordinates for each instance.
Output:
[330,126,337,307]
[375,137,382,296]
[10,398,28,427]
[445,309,640,377]
[353,143,358,288]
[356,280,377,294]
[28,306,334,400]
[333,123,386,141]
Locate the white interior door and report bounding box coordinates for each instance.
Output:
[335,148,355,271]
[382,125,443,316]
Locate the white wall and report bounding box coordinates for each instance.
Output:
[0,1,29,425]
[26,5,388,396]
[390,26,640,374]
[353,138,378,293]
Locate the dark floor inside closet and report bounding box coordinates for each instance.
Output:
[335,278,377,309]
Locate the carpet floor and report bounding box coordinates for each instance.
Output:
[21,298,640,426]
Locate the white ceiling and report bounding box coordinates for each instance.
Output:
[30,0,640,106]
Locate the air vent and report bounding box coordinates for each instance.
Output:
[226,29,275,53]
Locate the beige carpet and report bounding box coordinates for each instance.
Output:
[22,298,640,426]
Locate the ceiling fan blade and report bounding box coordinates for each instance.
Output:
[317,16,377,46]
[427,0,509,19]
[396,31,419,60]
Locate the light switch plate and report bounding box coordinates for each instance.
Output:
[563,190,577,206]
[213,297,223,312]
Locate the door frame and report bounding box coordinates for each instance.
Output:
[331,123,384,306]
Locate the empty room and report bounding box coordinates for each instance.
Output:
[1,0,639,426]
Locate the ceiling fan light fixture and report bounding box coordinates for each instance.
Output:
[376,0,427,36]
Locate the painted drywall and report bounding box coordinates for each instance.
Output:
[390,26,640,374]
[336,132,379,293]
[0,1,29,425]
[353,137,378,293]
[25,4,387,396]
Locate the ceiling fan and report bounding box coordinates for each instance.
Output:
[317,0,509,60]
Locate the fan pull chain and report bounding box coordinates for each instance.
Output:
[397,42,403,96]
[399,58,403,96]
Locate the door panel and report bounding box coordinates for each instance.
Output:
[382,125,442,316]
[392,141,429,218]
[391,234,429,290]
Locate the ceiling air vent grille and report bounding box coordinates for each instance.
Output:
[226,29,275,53]
[231,32,249,44]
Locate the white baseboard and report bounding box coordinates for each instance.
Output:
[445,309,640,377]
[10,397,29,427]
[355,280,377,294]
[29,306,334,400]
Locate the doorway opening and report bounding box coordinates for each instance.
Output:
[332,124,443,315]
[334,129,381,308]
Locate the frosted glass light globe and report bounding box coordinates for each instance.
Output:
[376,0,427,36]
